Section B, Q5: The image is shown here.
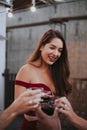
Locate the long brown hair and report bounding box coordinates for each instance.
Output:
[28,29,72,96]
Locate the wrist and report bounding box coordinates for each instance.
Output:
[71,112,77,121]
[70,112,81,126]
[7,104,18,117]
[0,105,17,130]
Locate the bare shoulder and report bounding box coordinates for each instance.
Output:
[16,64,34,81]
[17,64,31,73]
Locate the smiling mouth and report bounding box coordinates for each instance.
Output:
[49,56,57,62]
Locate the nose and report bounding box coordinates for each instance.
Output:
[53,50,59,56]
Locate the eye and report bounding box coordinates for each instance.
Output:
[49,46,55,49]
[59,49,63,53]
[50,47,55,49]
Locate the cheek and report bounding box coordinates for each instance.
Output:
[58,53,62,60]
[41,50,46,58]
[59,53,62,57]
[41,48,49,55]
[55,53,62,61]
[41,50,49,60]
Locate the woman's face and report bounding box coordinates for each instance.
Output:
[40,38,63,65]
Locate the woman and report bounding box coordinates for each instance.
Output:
[15,29,72,130]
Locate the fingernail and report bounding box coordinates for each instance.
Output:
[33,104,39,108]
[28,100,33,104]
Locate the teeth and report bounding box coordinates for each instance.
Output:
[49,56,56,62]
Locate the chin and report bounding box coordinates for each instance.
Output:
[48,62,54,65]
[45,60,55,65]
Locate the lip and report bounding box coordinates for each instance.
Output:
[48,56,57,62]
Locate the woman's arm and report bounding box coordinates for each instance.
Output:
[15,64,31,99]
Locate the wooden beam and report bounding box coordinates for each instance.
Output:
[7,15,87,31]
[51,15,87,22]
[7,21,49,31]
[0,1,11,8]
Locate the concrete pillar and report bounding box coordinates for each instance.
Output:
[0,1,9,111]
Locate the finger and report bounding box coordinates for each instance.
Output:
[28,98,43,105]
[27,89,42,95]
[53,107,59,117]
[31,92,46,99]
[20,89,32,97]
[55,96,67,103]
[56,102,69,111]
[55,97,71,108]
[28,93,45,104]
[27,104,39,110]
[20,89,42,97]
[58,107,67,114]
[42,91,53,98]
[36,106,49,119]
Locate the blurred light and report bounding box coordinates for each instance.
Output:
[30,6,36,12]
[30,0,36,12]
[8,10,13,18]
[7,5,13,18]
